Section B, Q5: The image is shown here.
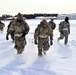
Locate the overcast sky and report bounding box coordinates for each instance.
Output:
[0,0,76,16]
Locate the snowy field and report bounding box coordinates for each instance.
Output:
[0,19,76,75]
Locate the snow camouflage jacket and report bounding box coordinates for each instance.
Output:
[34,24,53,40]
[59,21,70,34]
[8,19,29,37]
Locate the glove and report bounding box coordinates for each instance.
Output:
[6,36,9,40]
[34,40,38,45]
[68,31,70,34]
[50,40,53,45]
[21,32,27,37]
[60,31,63,34]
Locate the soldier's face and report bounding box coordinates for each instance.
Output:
[17,16,23,20]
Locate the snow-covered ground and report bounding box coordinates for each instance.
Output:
[0,19,76,75]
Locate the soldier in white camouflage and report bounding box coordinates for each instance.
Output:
[58,17,70,45]
[0,20,5,32]
[34,19,53,56]
[8,13,29,54]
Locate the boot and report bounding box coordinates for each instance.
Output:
[43,51,47,54]
[17,50,23,54]
[38,49,42,56]
[38,52,42,56]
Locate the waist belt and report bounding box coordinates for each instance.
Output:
[39,35,48,38]
[63,28,68,31]
[15,33,22,37]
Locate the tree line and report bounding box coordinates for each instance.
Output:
[0,13,58,20]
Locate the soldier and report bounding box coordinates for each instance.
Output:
[34,19,53,56]
[0,20,5,32]
[7,13,29,54]
[6,18,15,42]
[48,18,56,30]
[58,17,70,45]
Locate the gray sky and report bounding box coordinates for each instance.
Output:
[0,0,76,16]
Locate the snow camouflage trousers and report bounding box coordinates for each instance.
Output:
[14,36,26,53]
[58,30,69,44]
[38,37,50,51]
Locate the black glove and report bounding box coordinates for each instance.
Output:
[60,31,63,34]
[21,32,27,37]
[68,31,70,34]
[34,40,38,45]
[6,36,9,40]
[50,40,53,45]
